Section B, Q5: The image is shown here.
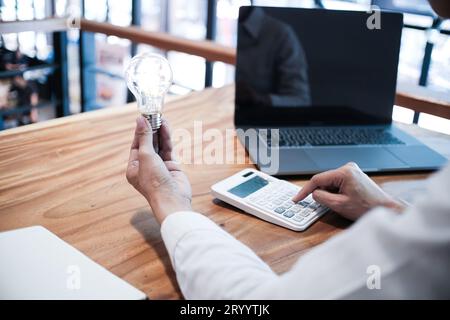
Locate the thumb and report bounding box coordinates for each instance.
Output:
[136,116,154,155]
[312,189,346,211]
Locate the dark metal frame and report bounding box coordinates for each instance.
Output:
[50,0,70,117]
[413,17,443,123]
[53,31,70,117]
[127,0,142,102]
[205,0,217,87]
[79,0,99,111]
[130,0,141,57]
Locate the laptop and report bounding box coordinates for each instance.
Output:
[235,6,447,175]
[0,226,147,299]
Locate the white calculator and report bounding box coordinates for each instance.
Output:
[211,169,328,231]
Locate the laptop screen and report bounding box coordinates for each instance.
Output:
[235,7,403,126]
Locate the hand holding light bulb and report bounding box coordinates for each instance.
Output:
[125,54,192,223]
[126,116,192,224]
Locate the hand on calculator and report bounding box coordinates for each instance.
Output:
[293,162,406,221]
[212,170,328,231]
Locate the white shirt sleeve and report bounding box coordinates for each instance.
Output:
[160,165,450,299]
[161,212,278,299]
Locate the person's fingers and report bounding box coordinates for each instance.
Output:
[128,148,138,164]
[133,117,174,187]
[130,117,142,151]
[292,180,316,202]
[128,118,142,169]
[312,189,347,211]
[126,148,139,184]
[292,169,343,202]
[135,116,155,156]
[164,160,182,172]
[159,119,173,161]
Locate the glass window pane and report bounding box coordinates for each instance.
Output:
[55,0,68,16]
[168,0,206,39]
[108,0,132,26]
[428,32,450,93]
[418,112,450,135]
[253,0,314,8]
[33,0,47,19]
[1,0,18,21]
[214,0,251,87]
[216,0,250,47]
[392,105,414,124]
[397,28,427,87]
[212,62,234,88]
[84,0,108,21]
[165,0,207,90]
[17,0,34,20]
[94,36,131,107]
[169,51,206,91]
[141,0,165,31]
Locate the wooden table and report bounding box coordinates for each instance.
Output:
[1,85,449,299]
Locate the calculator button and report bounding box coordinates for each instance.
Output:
[279,195,289,201]
[286,191,297,197]
[259,202,269,207]
[296,201,309,207]
[272,199,283,205]
[283,201,294,209]
[304,196,313,203]
[265,203,277,210]
[274,207,286,214]
[291,205,302,213]
[298,209,311,217]
[293,215,304,223]
[308,202,320,210]
[283,210,295,218]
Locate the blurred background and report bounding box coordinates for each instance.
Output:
[0,0,449,133]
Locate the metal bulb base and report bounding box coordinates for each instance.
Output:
[143,113,162,133]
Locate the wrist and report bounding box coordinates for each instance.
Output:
[148,193,192,224]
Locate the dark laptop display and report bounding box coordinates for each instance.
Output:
[235,6,403,126]
[234,6,446,175]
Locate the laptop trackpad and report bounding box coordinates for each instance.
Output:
[305,147,409,171]
[386,145,447,168]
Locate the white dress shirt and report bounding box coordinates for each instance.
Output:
[160,165,450,299]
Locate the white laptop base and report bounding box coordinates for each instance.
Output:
[211,169,328,231]
[0,226,146,300]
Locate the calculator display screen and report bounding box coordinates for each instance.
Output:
[228,176,269,198]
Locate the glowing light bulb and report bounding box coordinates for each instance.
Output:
[125,53,173,132]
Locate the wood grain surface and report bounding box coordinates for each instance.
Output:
[0,85,449,299]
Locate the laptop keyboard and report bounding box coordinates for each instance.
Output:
[265,127,405,147]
